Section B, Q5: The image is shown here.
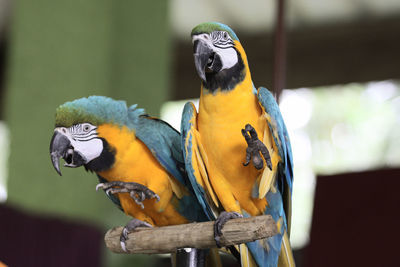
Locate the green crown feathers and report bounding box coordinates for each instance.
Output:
[55,96,145,128]
[191,22,239,41]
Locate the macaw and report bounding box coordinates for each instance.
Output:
[181,22,295,267]
[49,96,218,264]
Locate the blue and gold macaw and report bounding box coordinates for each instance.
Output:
[49,96,217,262]
[181,22,294,267]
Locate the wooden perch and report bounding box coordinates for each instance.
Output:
[105,215,277,254]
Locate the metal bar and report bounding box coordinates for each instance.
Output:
[175,248,206,267]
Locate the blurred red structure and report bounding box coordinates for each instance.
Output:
[0,205,103,267]
[304,168,400,266]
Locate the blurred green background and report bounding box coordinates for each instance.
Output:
[5,1,170,266]
[6,0,170,219]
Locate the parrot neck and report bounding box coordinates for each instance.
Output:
[85,139,115,172]
[202,48,246,93]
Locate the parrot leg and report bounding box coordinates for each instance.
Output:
[214,211,243,247]
[96,181,160,209]
[120,218,153,252]
[241,123,272,170]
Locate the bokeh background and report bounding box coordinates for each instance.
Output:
[0,0,399,266]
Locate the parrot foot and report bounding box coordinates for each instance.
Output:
[241,123,272,170]
[214,211,243,248]
[120,218,153,252]
[96,181,160,209]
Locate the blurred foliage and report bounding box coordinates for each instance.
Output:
[285,80,400,249]
[308,80,400,173]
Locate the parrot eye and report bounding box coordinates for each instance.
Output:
[83,124,91,132]
[223,32,228,39]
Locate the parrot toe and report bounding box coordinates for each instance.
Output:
[95,183,104,191]
[120,218,153,252]
[214,211,243,248]
[241,123,272,170]
[95,181,159,209]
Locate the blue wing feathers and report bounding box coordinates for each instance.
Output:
[128,111,187,186]
[251,87,294,266]
[181,102,215,220]
[257,87,293,192]
[130,106,209,222]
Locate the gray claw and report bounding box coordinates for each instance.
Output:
[95,183,104,191]
[131,192,145,209]
[241,124,272,171]
[120,219,152,253]
[105,188,113,196]
[96,181,160,209]
[214,211,243,248]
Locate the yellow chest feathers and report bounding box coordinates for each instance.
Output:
[96,124,169,189]
[95,124,188,225]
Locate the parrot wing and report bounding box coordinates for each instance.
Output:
[181,102,220,220]
[128,107,186,187]
[253,87,295,267]
[256,87,293,227]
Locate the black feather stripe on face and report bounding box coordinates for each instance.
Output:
[203,48,245,93]
[85,138,115,172]
[211,31,234,49]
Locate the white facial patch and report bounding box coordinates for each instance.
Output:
[54,123,103,163]
[215,46,238,70]
[192,33,238,71]
[69,138,103,163]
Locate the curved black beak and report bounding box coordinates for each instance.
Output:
[50,130,87,176]
[193,39,213,83]
[50,131,71,176]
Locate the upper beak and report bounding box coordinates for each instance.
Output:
[49,130,71,176]
[193,39,213,83]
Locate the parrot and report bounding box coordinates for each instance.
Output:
[49,96,219,265]
[181,22,295,267]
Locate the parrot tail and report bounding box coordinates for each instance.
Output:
[278,231,295,267]
[240,243,257,267]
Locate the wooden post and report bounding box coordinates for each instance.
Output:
[104,215,277,254]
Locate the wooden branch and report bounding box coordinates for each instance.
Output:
[104,215,277,254]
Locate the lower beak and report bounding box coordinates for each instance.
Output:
[193,40,213,83]
[50,131,71,176]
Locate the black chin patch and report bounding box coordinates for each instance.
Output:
[85,138,115,172]
[207,53,222,73]
[203,48,245,92]
[71,151,85,167]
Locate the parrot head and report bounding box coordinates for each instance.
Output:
[191,22,248,91]
[49,96,143,175]
[50,122,104,175]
